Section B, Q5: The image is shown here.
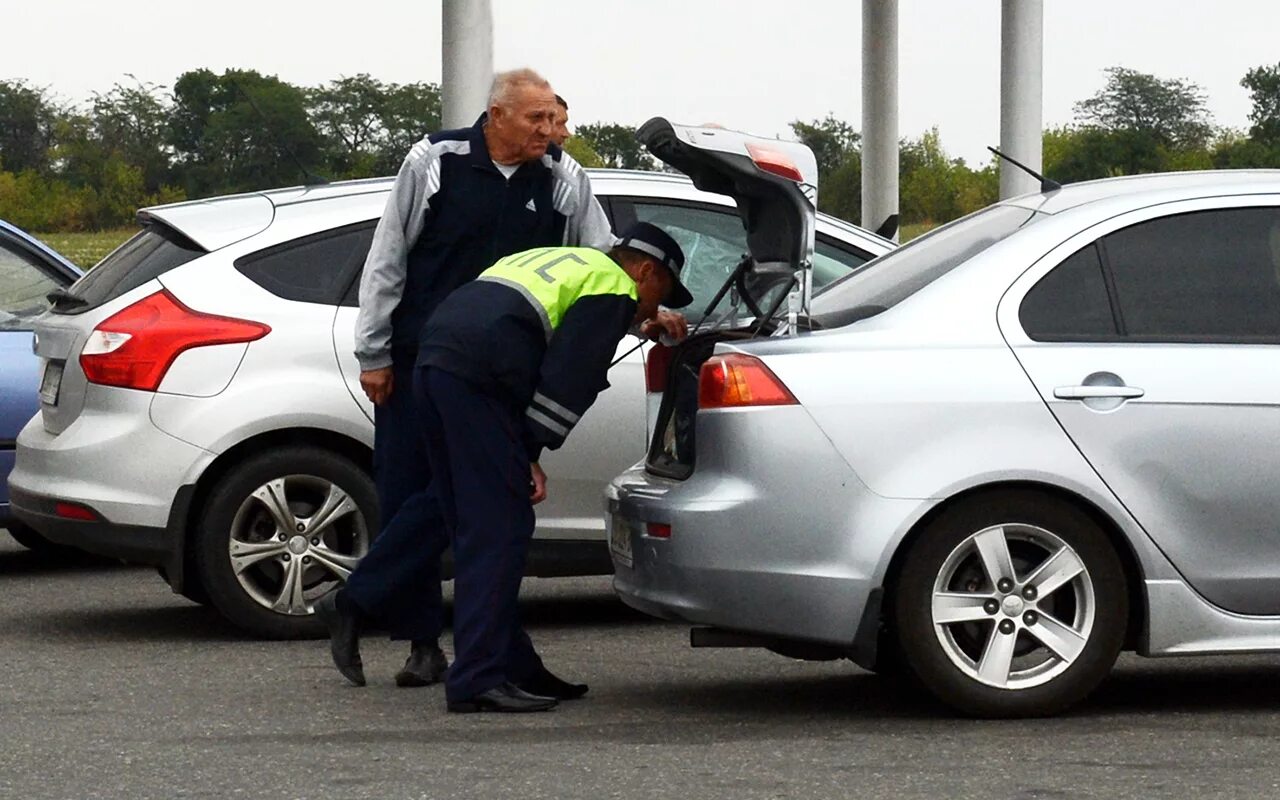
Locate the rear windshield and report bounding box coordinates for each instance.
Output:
[60,224,206,313]
[811,205,1045,326]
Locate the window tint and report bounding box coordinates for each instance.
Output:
[0,239,64,329]
[1020,244,1117,341]
[65,224,205,313]
[237,223,375,306]
[812,205,1044,327]
[1103,208,1280,342]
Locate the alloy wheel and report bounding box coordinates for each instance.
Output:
[930,523,1095,690]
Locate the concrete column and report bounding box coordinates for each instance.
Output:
[442,0,494,129]
[999,0,1044,199]
[861,0,899,240]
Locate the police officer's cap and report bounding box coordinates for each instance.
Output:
[616,222,694,309]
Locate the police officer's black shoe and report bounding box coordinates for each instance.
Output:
[446,682,558,714]
[516,666,589,700]
[316,589,365,687]
[394,641,449,687]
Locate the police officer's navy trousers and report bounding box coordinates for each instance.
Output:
[414,366,545,703]
[344,364,444,643]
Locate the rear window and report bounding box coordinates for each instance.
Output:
[811,205,1044,327]
[62,224,205,313]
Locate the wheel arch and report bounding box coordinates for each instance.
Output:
[876,481,1146,653]
[177,427,374,597]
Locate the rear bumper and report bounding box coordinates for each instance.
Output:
[606,405,923,651]
[11,486,171,563]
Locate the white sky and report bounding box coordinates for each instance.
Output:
[6,0,1279,165]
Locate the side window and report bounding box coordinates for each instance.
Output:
[0,238,63,326]
[814,236,872,290]
[631,202,748,321]
[1104,208,1280,342]
[237,223,375,307]
[1020,244,1117,341]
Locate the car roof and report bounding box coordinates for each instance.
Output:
[138,169,892,253]
[1005,169,1280,216]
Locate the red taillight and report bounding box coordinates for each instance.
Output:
[746,143,804,182]
[698,353,798,410]
[646,522,672,539]
[80,290,270,392]
[55,502,98,522]
[645,343,674,393]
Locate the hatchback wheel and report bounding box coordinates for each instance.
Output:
[893,492,1128,717]
[195,446,376,639]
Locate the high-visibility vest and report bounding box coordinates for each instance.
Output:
[475,246,638,342]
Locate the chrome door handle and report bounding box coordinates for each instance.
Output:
[1053,385,1144,400]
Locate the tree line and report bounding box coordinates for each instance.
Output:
[2,64,1279,233]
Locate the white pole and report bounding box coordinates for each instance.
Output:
[861,0,899,240]
[999,0,1044,199]
[442,0,494,129]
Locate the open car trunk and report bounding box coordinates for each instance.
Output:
[634,119,820,478]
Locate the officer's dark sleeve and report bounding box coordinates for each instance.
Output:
[523,293,639,462]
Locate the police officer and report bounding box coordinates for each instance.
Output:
[325,67,676,688]
[411,222,691,712]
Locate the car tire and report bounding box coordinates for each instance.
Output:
[194,446,377,639]
[6,521,74,556]
[892,491,1128,718]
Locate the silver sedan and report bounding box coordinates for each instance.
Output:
[608,169,1280,717]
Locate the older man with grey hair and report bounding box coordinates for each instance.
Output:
[320,68,684,699]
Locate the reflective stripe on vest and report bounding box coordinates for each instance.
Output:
[475,246,638,342]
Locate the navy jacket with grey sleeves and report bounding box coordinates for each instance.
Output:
[353,115,616,372]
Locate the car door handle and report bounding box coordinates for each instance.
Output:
[1053,385,1145,400]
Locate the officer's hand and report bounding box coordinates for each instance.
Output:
[640,309,688,343]
[530,462,548,505]
[360,367,394,406]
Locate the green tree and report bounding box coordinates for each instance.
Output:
[0,80,60,174]
[1073,66,1214,150]
[789,115,860,179]
[1241,63,1280,145]
[170,68,324,197]
[88,79,174,193]
[374,81,442,175]
[561,135,605,168]
[309,74,387,177]
[574,123,656,170]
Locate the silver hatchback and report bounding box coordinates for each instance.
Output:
[608,158,1280,717]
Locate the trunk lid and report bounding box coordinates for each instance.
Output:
[636,119,821,477]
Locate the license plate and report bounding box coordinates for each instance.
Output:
[610,514,633,568]
[39,361,63,406]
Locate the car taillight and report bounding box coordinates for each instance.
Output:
[80,290,270,392]
[746,143,804,182]
[645,343,674,393]
[698,353,797,409]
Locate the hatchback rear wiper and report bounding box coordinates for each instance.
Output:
[47,287,89,311]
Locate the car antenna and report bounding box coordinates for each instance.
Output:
[229,77,329,187]
[986,146,1060,192]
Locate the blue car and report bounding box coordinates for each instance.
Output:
[0,220,81,550]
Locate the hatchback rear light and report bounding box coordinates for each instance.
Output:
[698,353,797,409]
[80,290,270,392]
[55,501,99,522]
[645,343,674,393]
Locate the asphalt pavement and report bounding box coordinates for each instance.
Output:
[3,533,1280,800]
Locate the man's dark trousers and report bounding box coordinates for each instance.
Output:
[343,364,444,643]
[413,366,545,703]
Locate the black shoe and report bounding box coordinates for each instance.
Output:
[315,590,365,687]
[447,682,558,713]
[516,667,589,700]
[395,642,449,687]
